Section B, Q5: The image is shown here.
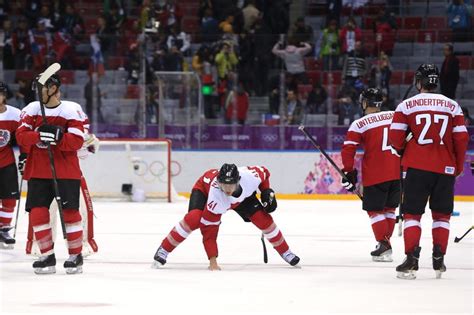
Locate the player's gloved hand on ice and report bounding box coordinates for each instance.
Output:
[38,124,63,145]
[18,153,27,175]
[261,188,277,213]
[341,169,358,192]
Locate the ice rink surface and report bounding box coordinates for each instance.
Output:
[1,199,473,315]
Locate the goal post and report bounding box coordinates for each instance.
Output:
[80,139,176,202]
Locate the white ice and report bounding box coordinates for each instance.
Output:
[1,199,473,315]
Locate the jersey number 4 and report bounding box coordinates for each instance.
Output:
[415,113,448,145]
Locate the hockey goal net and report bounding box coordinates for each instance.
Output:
[80,139,178,202]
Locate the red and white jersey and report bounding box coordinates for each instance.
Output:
[0,105,21,168]
[192,169,219,195]
[199,166,271,258]
[16,100,85,180]
[342,111,400,186]
[389,92,469,176]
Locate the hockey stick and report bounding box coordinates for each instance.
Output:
[12,177,23,239]
[260,233,268,263]
[299,126,363,200]
[35,63,67,239]
[454,226,473,243]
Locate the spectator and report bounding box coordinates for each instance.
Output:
[306,82,328,114]
[29,19,52,70]
[52,29,73,68]
[381,90,395,111]
[373,8,396,56]
[0,0,10,25]
[448,0,472,42]
[219,14,235,34]
[284,89,303,125]
[253,19,273,96]
[335,83,359,126]
[339,17,362,54]
[164,46,184,72]
[12,17,31,70]
[326,0,342,25]
[224,82,249,125]
[292,17,314,45]
[462,106,473,126]
[440,44,460,99]
[106,3,126,34]
[238,31,256,95]
[157,0,183,30]
[369,52,392,99]
[272,37,311,89]
[96,15,112,57]
[342,41,368,87]
[317,19,340,70]
[1,19,14,69]
[201,8,219,42]
[24,0,42,28]
[38,5,56,31]
[215,42,238,81]
[264,0,290,34]
[166,24,190,56]
[242,0,260,31]
[60,4,84,39]
[151,48,167,72]
[15,78,35,109]
[193,45,217,119]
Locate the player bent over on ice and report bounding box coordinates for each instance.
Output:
[0,82,22,249]
[16,74,86,275]
[341,88,401,262]
[153,164,300,270]
[389,64,469,279]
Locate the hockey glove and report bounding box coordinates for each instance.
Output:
[18,153,27,175]
[38,124,63,145]
[261,188,277,213]
[341,169,358,192]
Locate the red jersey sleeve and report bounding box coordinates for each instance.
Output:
[16,111,41,147]
[389,105,409,152]
[57,117,84,152]
[341,122,362,172]
[247,166,271,191]
[199,207,222,259]
[452,107,469,175]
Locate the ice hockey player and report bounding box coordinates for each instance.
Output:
[341,88,401,262]
[389,64,469,279]
[25,112,99,257]
[0,82,22,249]
[16,73,86,275]
[153,164,300,270]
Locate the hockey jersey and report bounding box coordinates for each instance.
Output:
[200,166,271,258]
[0,105,21,168]
[342,111,401,186]
[389,93,469,176]
[16,100,85,180]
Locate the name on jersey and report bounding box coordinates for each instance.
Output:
[405,98,455,112]
[356,112,393,129]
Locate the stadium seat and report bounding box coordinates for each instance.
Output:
[58,70,75,84]
[403,71,415,84]
[393,42,413,56]
[391,57,408,70]
[417,30,436,43]
[403,17,422,29]
[322,71,341,85]
[304,58,322,71]
[458,56,472,70]
[413,43,432,56]
[391,71,404,84]
[126,85,140,99]
[307,71,321,84]
[15,70,34,81]
[426,16,446,30]
[454,42,474,55]
[297,84,313,100]
[396,30,416,42]
[437,30,453,42]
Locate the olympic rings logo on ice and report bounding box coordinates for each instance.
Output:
[262,134,278,142]
[0,129,10,147]
[131,159,182,183]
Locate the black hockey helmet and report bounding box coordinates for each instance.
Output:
[217,163,240,184]
[45,73,61,88]
[0,82,7,95]
[415,63,439,90]
[359,88,383,109]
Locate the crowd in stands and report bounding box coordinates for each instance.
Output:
[0,0,473,127]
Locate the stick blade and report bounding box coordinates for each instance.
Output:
[298,125,305,131]
[38,63,61,85]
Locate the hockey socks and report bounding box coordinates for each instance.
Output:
[368,208,396,242]
[30,207,54,256]
[250,210,289,255]
[432,212,450,255]
[403,214,422,254]
[0,199,16,227]
[63,209,83,255]
[160,209,201,253]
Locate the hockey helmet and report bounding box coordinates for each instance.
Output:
[45,73,61,88]
[359,88,383,110]
[217,163,240,184]
[415,64,439,90]
[0,81,7,95]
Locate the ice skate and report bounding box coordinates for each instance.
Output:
[396,247,421,280]
[33,254,56,275]
[281,250,300,267]
[0,228,15,250]
[64,254,83,274]
[370,240,393,262]
[152,246,168,268]
[432,245,446,279]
